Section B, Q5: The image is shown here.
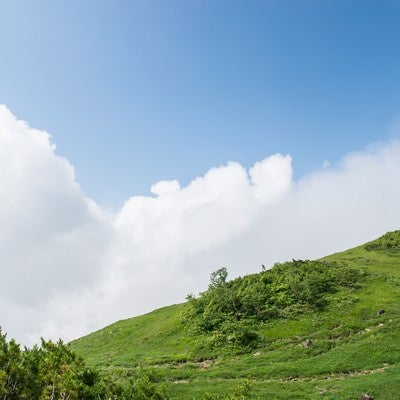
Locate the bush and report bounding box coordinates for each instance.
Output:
[210,320,260,349]
[364,230,400,251]
[0,329,169,400]
[183,260,366,348]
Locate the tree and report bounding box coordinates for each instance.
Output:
[208,267,228,290]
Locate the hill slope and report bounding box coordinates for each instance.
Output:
[71,231,400,399]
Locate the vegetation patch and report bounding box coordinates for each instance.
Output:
[183,260,366,349]
[364,230,400,252]
[0,330,168,400]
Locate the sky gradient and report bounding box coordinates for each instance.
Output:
[1,1,400,208]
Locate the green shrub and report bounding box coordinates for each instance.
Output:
[0,329,169,400]
[183,260,366,348]
[364,230,400,251]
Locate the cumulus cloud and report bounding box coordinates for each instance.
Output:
[1,105,400,345]
[0,105,112,339]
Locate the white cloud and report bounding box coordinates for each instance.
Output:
[151,179,181,195]
[1,105,400,345]
[0,105,112,339]
[249,154,292,202]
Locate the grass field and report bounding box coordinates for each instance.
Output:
[71,232,400,399]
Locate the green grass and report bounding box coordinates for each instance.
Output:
[71,231,400,399]
[72,304,202,367]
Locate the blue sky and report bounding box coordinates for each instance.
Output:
[1,0,400,208]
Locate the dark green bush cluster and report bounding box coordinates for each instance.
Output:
[183,260,364,348]
[365,230,400,252]
[122,374,169,400]
[0,331,113,400]
[0,329,169,400]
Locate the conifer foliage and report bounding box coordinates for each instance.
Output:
[0,329,168,399]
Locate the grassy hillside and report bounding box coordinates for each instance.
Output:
[71,231,400,399]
